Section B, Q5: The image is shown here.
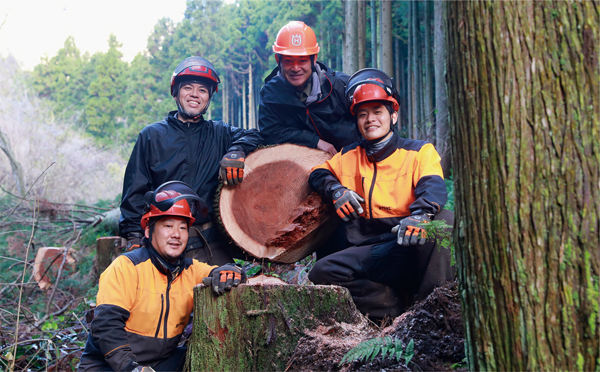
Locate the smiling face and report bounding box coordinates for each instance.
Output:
[280,55,313,90]
[356,102,398,141]
[145,217,189,262]
[174,81,210,120]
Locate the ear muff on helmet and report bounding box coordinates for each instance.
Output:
[141,181,209,229]
[345,68,400,115]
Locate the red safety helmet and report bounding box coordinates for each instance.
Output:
[273,21,320,62]
[170,56,221,97]
[140,181,208,229]
[345,68,400,115]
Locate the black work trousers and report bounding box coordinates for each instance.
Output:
[308,209,454,319]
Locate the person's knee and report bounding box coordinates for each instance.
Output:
[308,259,330,284]
[434,209,454,226]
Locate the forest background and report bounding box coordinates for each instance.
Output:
[1,0,450,205]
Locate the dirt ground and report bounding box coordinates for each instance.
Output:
[287,281,466,372]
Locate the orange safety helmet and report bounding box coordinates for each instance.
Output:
[273,21,320,61]
[345,68,400,115]
[140,181,208,229]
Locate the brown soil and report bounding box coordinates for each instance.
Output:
[287,281,465,372]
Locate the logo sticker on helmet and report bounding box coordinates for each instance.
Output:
[291,34,302,46]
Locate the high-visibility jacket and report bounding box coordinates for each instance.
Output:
[78,246,215,371]
[309,133,447,246]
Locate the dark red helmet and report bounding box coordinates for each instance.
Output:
[345,68,400,115]
[141,181,208,229]
[170,56,221,97]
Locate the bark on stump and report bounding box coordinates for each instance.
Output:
[218,144,338,263]
[95,236,125,275]
[188,282,365,371]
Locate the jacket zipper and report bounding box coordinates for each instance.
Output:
[186,123,197,184]
[368,164,378,219]
[164,278,172,340]
[306,108,323,139]
[154,294,164,337]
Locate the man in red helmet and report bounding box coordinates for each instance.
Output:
[80,182,245,372]
[119,56,262,265]
[259,21,359,156]
[307,69,454,320]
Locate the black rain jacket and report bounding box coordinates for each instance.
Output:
[258,61,359,151]
[119,111,262,238]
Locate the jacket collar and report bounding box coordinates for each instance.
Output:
[262,62,332,107]
[166,110,206,130]
[364,132,401,163]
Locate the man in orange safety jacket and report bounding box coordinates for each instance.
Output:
[308,69,454,319]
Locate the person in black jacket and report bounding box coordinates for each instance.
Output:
[258,21,359,155]
[119,57,262,265]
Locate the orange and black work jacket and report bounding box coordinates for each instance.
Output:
[78,245,215,371]
[309,133,447,246]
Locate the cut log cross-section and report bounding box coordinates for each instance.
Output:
[218,144,338,263]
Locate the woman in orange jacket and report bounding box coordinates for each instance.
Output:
[308,69,454,319]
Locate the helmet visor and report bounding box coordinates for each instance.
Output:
[145,181,209,218]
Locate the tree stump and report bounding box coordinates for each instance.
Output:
[218,144,338,263]
[95,236,125,275]
[188,282,365,371]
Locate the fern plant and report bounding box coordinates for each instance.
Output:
[339,337,415,367]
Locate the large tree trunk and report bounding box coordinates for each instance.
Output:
[411,0,420,139]
[423,1,434,140]
[447,1,599,370]
[434,0,450,176]
[248,59,255,129]
[218,144,338,263]
[188,282,365,371]
[380,0,393,76]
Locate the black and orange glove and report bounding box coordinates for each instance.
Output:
[125,232,142,251]
[392,214,431,246]
[219,149,246,186]
[203,264,246,295]
[331,185,365,222]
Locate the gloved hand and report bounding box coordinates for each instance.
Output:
[391,214,431,246]
[125,232,142,251]
[331,185,365,222]
[132,366,155,372]
[219,149,246,186]
[202,263,246,295]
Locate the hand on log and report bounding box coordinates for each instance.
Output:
[202,264,247,295]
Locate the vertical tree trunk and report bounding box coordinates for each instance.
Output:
[344,0,358,73]
[0,129,25,197]
[434,0,450,176]
[242,76,247,129]
[223,74,229,124]
[407,1,414,139]
[411,1,420,139]
[424,1,434,138]
[380,0,393,76]
[394,38,401,132]
[357,0,367,70]
[370,0,377,69]
[248,59,255,129]
[447,1,599,370]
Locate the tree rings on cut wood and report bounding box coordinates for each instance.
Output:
[218,144,338,263]
[188,283,366,371]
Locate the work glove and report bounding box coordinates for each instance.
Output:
[132,366,155,372]
[391,214,431,246]
[219,149,246,186]
[202,263,246,295]
[125,232,142,251]
[331,185,365,222]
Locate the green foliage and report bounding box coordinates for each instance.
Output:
[419,219,455,266]
[340,337,415,367]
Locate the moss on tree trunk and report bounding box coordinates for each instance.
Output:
[446,1,599,370]
[188,283,364,371]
